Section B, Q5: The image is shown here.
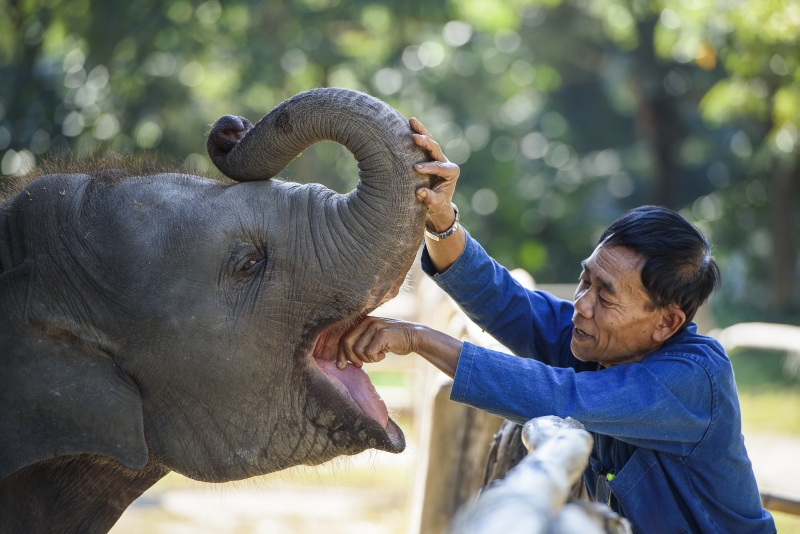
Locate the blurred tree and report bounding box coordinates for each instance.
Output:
[656,0,800,313]
[0,0,797,319]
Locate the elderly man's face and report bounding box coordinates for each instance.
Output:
[571,245,677,367]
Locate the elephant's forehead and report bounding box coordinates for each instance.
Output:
[109,174,228,211]
[106,175,294,220]
[92,176,270,237]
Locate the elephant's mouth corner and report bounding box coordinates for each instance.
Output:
[305,315,405,454]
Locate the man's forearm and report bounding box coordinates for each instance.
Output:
[425,219,467,274]
[412,324,462,378]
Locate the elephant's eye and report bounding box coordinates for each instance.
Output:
[241,257,265,274]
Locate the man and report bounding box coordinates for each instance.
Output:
[337,119,775,533]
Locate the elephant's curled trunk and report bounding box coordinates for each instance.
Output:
[207,88,431,302]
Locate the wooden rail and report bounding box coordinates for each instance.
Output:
[449,416,630,534]
[712,321,800,378]
[762,491,800,516]
[712,322,800,515]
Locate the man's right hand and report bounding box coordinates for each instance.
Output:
[410,117,461,233]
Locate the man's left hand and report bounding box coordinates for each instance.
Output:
[337,317,418,369]
[336,316,463,378]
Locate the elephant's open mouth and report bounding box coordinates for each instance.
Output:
[306,314,405,453]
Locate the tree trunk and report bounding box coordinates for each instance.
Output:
[633,19,686,210]
[770,155,800,314]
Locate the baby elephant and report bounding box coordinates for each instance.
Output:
[0,88,430,533]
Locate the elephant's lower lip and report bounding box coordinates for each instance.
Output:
[310,321,389,429]
[313,358,388,428]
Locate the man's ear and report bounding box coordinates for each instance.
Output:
[652,306,687,343]
[0,268,148,481]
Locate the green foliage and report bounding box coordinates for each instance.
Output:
[0,0,798,317]
[699,78,769,124]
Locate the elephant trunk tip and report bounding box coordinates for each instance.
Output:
[207,115,254,172]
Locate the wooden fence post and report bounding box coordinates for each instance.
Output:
[408,268,535,534]
[408,378,503,534]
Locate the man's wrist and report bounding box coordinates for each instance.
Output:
[411,324,434,356]
[409,323,425,355]
[426,214,455,233]
[425,203,458,233]
[412,325,462,378]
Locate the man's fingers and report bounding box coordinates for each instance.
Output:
[352,324,380,363]
[409,117,433,138]
[337,317,392,368]
[363,321,396,361]
[415,187,432,205]
[337,318,374,369]
[338,340,361,369]
[343,341,370,367]
[416,187,449,209]
[364,334,390,362]
[414,161,458,180]
[336,317,413,368]
[412,134,447,163]
[413,136,446,162]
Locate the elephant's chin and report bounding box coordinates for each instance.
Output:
[303,315,405,456]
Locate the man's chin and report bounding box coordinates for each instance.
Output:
[570,339,596,363]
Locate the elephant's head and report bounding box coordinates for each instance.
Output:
[0,88,429,486]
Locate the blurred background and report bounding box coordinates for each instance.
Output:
[1,0,799,532]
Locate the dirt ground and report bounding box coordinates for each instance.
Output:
[110,398,800,533]
[110,450,415,534]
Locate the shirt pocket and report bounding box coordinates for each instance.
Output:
[609,448,693,534]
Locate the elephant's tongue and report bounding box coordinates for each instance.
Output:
[314,358,389,429]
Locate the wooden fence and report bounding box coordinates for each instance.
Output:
[450,416,630,534]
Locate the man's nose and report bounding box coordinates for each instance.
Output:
[573,288,594,318]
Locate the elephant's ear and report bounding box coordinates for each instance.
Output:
[0,265,148,481]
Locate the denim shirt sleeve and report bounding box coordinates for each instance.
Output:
[451,342,712,456]
[421,232,578,369]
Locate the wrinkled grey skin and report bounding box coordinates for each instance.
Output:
[0,88,429,533]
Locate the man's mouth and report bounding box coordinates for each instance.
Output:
[573,326,593,340]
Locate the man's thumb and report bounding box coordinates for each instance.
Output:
[416,187,433,203]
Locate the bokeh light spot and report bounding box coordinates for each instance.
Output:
[443,21,472,47]
[607,172,634,198]
[135,121,162,148]
[472,188,499,215]
[373,68,402,95]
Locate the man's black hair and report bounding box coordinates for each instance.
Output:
[597,205,721,329]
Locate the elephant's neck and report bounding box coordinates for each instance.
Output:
[0,454,167,534]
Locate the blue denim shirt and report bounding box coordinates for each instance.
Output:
[421,233,775,534]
